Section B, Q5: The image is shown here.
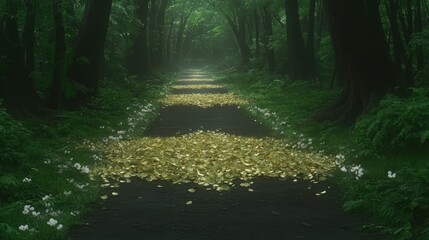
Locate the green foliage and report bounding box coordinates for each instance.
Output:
[0,74,169,239]
[0,108,31,170]
[344,167,429,240]
[354,88,429,153]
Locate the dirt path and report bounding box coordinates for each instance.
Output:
[69,69,381,240]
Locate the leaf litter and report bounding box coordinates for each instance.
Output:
[93,131,337,191]
[172,84,226,89]
[161,93,248,108]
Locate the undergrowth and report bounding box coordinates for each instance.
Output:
[217,70,429,240]
[0,74,172,240]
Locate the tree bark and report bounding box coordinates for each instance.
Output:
[285,0,308,80]
[128,0,151,76]
[386,0,407,88]
[67,0,113,107]
[313,0,397,124]
[23,0,37,93]
[262,5,275,71]
[307,0,316,79]
[397,0,414,86]
[254,9,260,56]
[150,0,170,68]
[415,0,425,71]
[1,12,40,115]
[48,0,66,109]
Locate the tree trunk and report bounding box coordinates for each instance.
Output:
[313,0,397,124]
[386,0,407,89]
[128,0,151,76]
[48,0,66,109]
[237,16,252,68]
[67,0,113,107]
[165,18,174,64]
[150,0,170,68]
[262,6,275,71]
[307,0,316,79]
[254,9,260,56]
[415,0,425,71]
[23,0,37,94]
[285,0,308,80]
[174,14,187,61]
[1,11,40,115]
[397,0,414,86]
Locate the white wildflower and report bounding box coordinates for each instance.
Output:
[388,171,396,179]
[22,178,32,183]
[19,225,29,231]
[47,218,58,226]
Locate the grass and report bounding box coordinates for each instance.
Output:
[216,70,429,240]
[0,74,172,240]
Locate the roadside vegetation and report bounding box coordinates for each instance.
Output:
[217,71,429,240]
[0,77,170,240]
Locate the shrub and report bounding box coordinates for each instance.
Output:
[344,166,429,240]
[354,88,429,153]
[0,108,32,170]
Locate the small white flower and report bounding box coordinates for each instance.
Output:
[388,171,396,179]
[22,178,32,183]
[80,166,90,174]
[22,205,32,215]
[340,166,348,173]
[19,225,29,231]
[73,163,81,170]
[32,211,40,217]
[64,191,72,196]
[57,224,63,230]
[47,218,58,226]
[42,195,50,201]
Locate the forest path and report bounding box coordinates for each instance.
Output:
[69,70,381,240]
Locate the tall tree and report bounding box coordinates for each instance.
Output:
[48,0,66,109]
[149,0,171,68]
[0,2,41,114]
[414,0,425,71]
[262,4,275,71]
[253,8,260,56]
[284,0,308,80]
[307,0,316,79]
[220,0,252,68]
[23,0,36,90]
[67,0,113,107]
[173,0,198,62]
[128,0,151,76]
[314,0,397,123]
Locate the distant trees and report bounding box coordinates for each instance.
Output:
[1,0,428,123]
[0,1,41,115]
[209,0,252,68]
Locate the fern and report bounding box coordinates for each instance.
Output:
[354,88,429,153]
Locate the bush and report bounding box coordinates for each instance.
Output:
[0,108,32,171]
[0,108,33,203]
[354,88,429,153]
[344,166,429,240]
